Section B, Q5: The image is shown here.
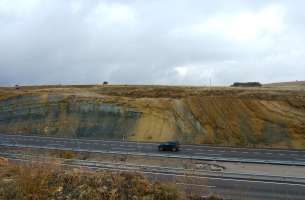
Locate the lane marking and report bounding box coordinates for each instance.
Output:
[176,182,216,188]
[112,147,136,151]
[48,143,65,147]
[294,158,305,161]
[193,152,221,156]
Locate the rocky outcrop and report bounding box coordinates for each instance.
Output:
[0,85,304,149]
[0,94,141,139]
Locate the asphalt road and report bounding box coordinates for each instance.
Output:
[1,133,305,165]
[1,133,305,199]
[148,171,305,200]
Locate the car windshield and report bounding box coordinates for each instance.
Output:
[165,142,176,145]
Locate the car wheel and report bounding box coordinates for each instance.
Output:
[159,147,163,151]
[172,147,177,152]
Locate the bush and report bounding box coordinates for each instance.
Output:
[0,162,184,200]
[0,162,224,200]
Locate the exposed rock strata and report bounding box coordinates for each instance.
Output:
[0,85,304,148]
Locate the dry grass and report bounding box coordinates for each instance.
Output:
[0,161,187,200]
[57,151,77,159]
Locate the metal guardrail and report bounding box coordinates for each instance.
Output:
[1,151,305,186]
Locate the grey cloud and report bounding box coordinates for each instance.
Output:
[0,0,304,86]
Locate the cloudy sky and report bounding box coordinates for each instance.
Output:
[0,0,304,86]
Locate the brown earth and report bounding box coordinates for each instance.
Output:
[0,157,8,166]
[0,84,305,149]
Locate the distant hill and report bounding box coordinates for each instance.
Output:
[264,81,305,88]
[0,84,305,149]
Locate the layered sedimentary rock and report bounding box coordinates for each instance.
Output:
[0,85,304,148]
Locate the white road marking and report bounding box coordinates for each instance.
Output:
[294,158,305,161]
[176,182,216,188]
[193,152,220,156]
[49,143,65,147]
[112,147,136,151]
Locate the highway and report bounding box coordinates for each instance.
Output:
[2,152,305,200]
[1,134,305,165]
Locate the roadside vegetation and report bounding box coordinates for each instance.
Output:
[0,160,223,200]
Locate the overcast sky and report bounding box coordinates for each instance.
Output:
[0,0,304,86]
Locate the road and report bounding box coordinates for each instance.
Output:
[1,133,305,165]
[166,174,305,200]
[2,152,305,200]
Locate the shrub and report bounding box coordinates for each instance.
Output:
[0,162,184,200]
[0,162,224,200]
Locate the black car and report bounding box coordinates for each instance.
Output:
[158,141,180,152]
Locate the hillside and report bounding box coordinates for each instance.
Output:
[0,85,305,149]
[264,81,305,88]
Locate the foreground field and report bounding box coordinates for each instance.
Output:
[0,84,304,148]
[0,159,223,200]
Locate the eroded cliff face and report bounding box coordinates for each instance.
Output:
[0,85,305,148]
[0,94,141,139]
